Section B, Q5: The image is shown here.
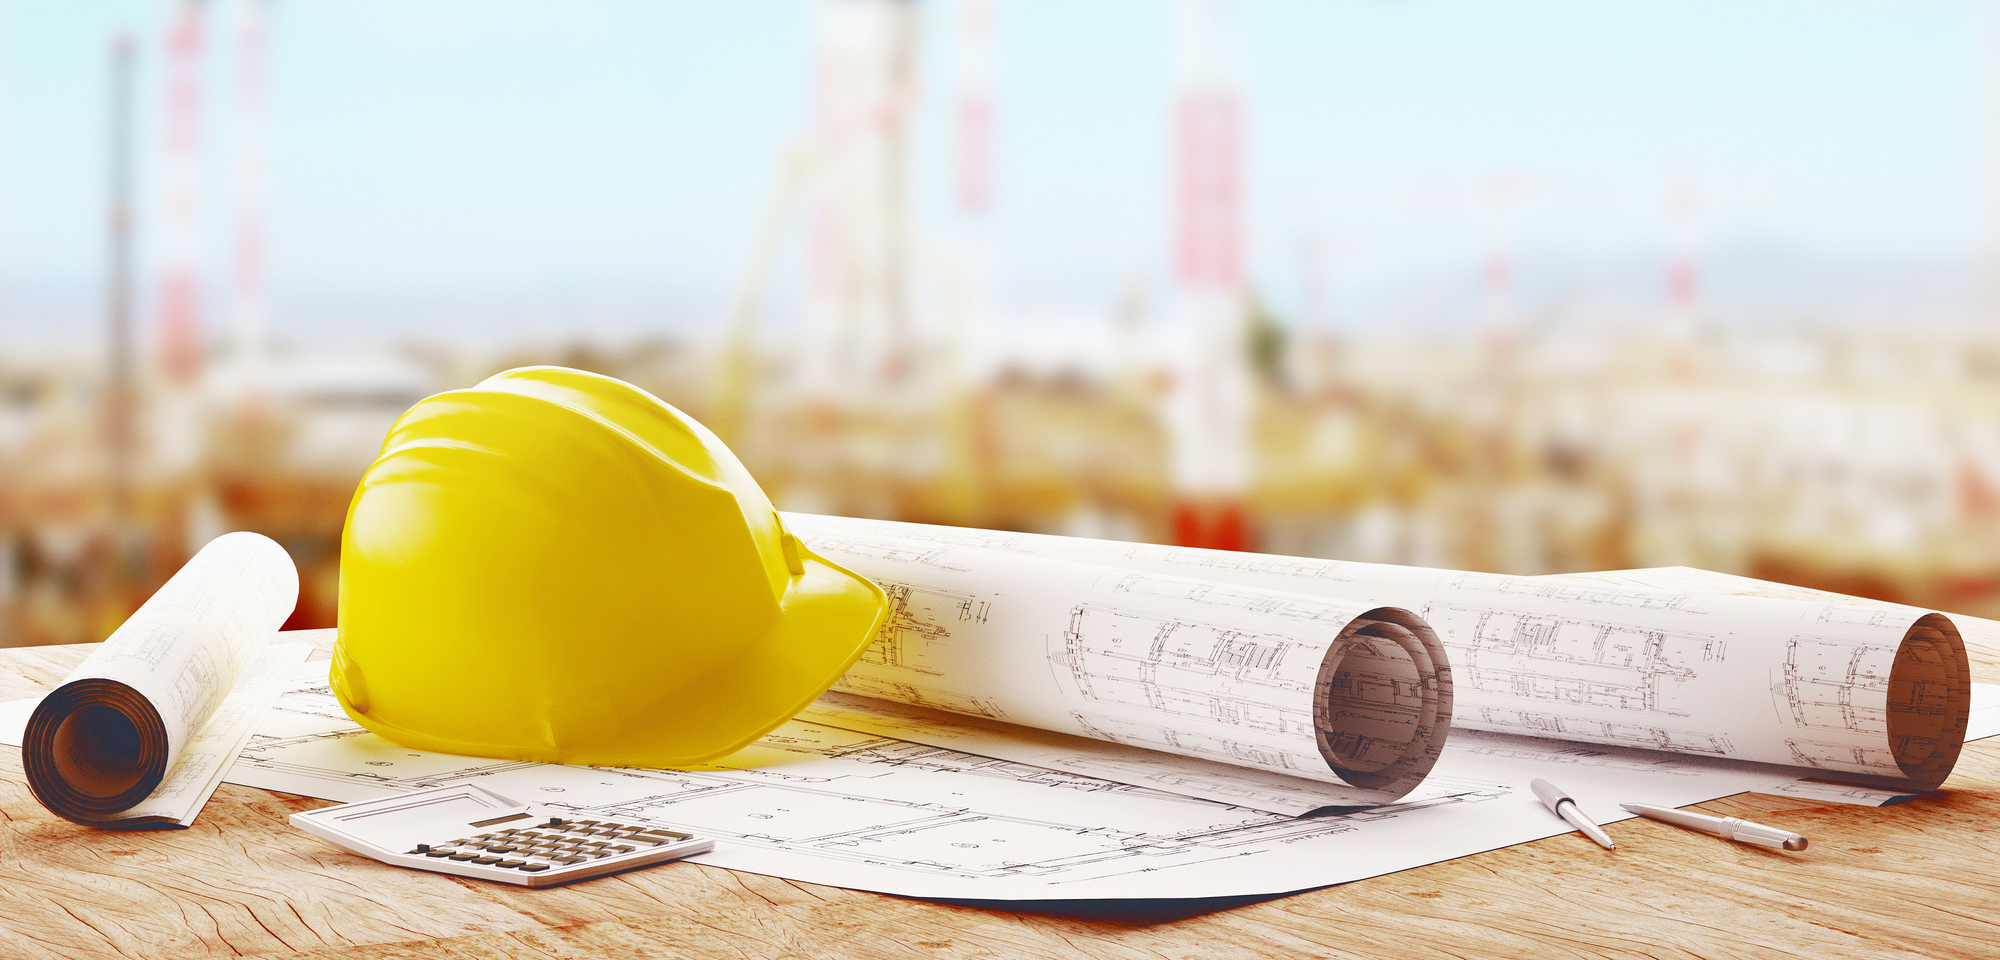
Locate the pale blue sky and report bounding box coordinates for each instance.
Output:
[1,0,1992,341]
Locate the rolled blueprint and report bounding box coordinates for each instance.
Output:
[787,514,1972,793]
[784,518,1455,807]
[22,532,305,827]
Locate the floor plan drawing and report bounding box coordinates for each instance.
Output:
[793,531,976,573]
[793,525,1454,805]
[1114,542,1359,584]
[1421,601,1721,717]
[831,578,1010,719]
[1784,736,1898,773]
[1439,572,1711,613]
[1815,605,1918,630]
[1784,636,1893,733]
[1061,603,1310,716]
[217,666,1519,898]
[786,513,1972,791]
[199,662,1812,900]
[1068,710,1318,773]
[1109,572,1372,627]
[1470,706,1734,755]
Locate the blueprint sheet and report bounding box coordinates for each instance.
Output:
[783,530,1454,808]
[787,514,1975,793]
[220,661,1816,900]
[4,656,1994,898]
[18,532,303,827]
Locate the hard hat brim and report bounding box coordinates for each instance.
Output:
[635,545,888,766]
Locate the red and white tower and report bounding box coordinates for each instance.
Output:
[1164,0,1252,551]
[150,0,219,558]
[1665,163,1702,378]
[228,0,271,395]
[950,0,997,379]
[156,0,207,392]
[801,0,919,395]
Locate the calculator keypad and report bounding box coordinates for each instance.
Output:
[409,817,696,875]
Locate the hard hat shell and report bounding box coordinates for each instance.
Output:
[333,366,888,767]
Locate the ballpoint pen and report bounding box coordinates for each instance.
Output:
[1529,778,1615,850]
[1620,802,1808,851]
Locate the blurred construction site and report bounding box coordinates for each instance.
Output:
[7,0,2000,647]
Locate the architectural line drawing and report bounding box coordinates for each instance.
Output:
[1441,572,1710,613]
[180,659,1838,900]
[1783,636,1892,733]
[831,578,1010,718]
[795,533,974,573]
[228,674,1509,895]
[1109,573,1368,626]
[104,620,182,668]
[1784,737,1899,773]
[1472,706,1733,756]
[1421,601,1722,718]
[1117,543,1356,583]
[801,522,1454,806]
[786,512,1972,791]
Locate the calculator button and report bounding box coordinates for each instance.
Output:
[498,859,526,868]
[447,852,480,861]
[519,863,551,873]
[423,848,454,858]
[472,856,503,865]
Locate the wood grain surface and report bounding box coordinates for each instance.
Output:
[4,594,1998,960]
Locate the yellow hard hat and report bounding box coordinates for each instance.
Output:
[332,366,887,767]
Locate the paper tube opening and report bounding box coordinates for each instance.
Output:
[23,678,170,821]
[1313,607,1454,797]
[1886,613,1971,790]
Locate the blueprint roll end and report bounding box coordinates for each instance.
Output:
[1886,613,1971,790]
[22,677,170,824]
[1313,606,1455,801]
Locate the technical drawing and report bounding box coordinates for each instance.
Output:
[104,621,182,669]
[1814,605,1912,630]
[792,533,973,572]
[1109,573,1364,627]
[170,650,220,717]
[226,673,1535,895]
[1443,572,1708,613]
[1451,733,1713,776]
[1784,737,1899,773]
[1056,602,1434,782]
[832,577,1008,719]
[1118,543,1356,583]
[872,525,1030,553]
[854,580,990,673]
[1070,711,1317,773]
[829,675,1010,720]
[161,575,227,615]
[1060,603,1313,732]
[1782,637,1892,733]
[1472,707,1734,756]
[1422,601,1722,716]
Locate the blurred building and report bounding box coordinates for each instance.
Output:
[5,1,2000,647]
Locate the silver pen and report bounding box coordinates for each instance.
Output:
[1620,802,1808,851]
[1530,778,1615,850]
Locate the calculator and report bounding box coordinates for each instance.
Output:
[289,783,714,887]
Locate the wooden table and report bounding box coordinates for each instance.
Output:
[5,585,1999,960]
